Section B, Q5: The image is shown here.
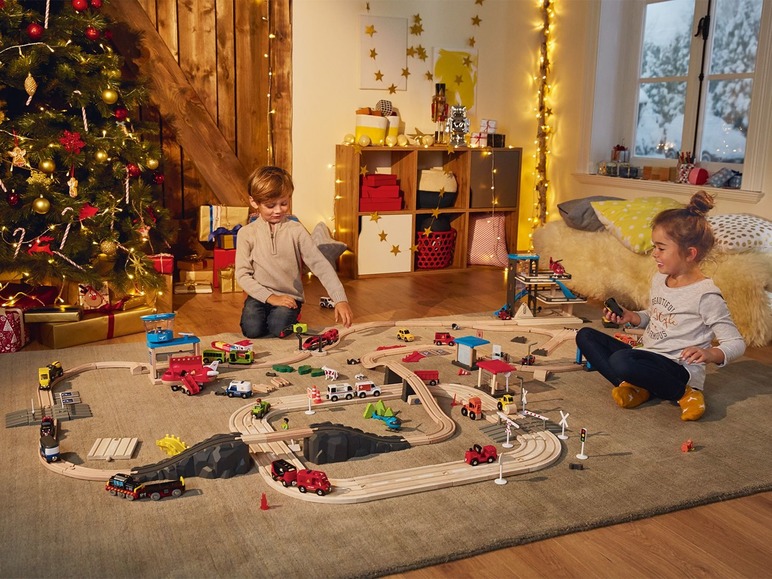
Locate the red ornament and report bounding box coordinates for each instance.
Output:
[26,22,44,40]
[72,0,88,11]
[153,173,165,185]
[126,163,141,178]
[78,203,99,221]
[84,26,100,40]
[59,130,86,154]
[6,191,20,208]
[114,107,128,121]
[90,0,102,7]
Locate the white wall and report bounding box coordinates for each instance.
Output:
[292,0,539,246]
[293,0,771,252]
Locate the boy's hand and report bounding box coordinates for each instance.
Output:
[334,301,353,328]
[267,294,298,309]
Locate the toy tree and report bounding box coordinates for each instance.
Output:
[0,0,175,295]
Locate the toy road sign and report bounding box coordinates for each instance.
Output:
[580,428,587,442]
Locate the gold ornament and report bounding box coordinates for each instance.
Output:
[68,176,79,198]
[94,149,108,163]
[24,73,38,98]
[39,159,56,173]
[357,134,371,147]
[145,158,159,170]
[32,195,50,214]
[101,88,119,104]
[99,239,118,257]
[343,134,356,145]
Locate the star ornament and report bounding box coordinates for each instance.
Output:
[369,212,381,222]
[365,24,376,37]
[390,245,401,256]
[379,230,388,242]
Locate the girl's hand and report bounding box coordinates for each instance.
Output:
[603,305,639,327]
[334,301,353,328]
[267,294,298,309]
[680,346,724,365]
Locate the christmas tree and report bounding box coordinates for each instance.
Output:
[0,0,175,297]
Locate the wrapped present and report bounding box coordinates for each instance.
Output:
[214,233,238,250]
[148,253,175,274]
[361,185,401,198]
[24,305,83,323]
[213,248,236,289]
[38,306,154,349]
[486,133,506,148]
[360,197,402,212]
[146,274,174,313]
[198,205,249,242]
[480,119,497,133]
[119,295,147,311]
[173,282,213,294]
[218,266,243,293]
[178,256,209,271]
[179,269,214,284]
[362,173,398,187]
[0,307,28,353]
[470,132,488,148]
[79,282,111,310]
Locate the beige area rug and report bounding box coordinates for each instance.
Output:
[1,314,770,579]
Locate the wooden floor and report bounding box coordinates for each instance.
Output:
[25,268,772,577]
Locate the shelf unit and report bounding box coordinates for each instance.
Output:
[334,144,522,278]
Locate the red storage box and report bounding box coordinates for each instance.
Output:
[360,197,402,212]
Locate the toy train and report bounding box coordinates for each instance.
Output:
[105,473,185,501]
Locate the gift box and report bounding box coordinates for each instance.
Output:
[198,205,249,242]
[178,256,209,271]
[79,282,111,310]
[470,132,488,148]
[213,248,236,289]
[218,266,243,293]
[149,253,175,274]
[480,119,497,133]
[360,197,403,212]
[362,173,398,187]
[0,307,28,353]
[486,133,506,148]
[179,270,214,284]
[23,305,83,323]
[146,274,174,313]
[173,282,213,294]
[361,185,401,198]
[38,306,154,349]
[215,233,238,250]
[0,284,59,352]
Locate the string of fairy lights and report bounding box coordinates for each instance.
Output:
[529,0,554,249]
[263,0,276,166]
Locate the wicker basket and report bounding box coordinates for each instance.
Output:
[415,228,457,270]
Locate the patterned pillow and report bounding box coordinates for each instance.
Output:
[591,197,684,254]
[311,222,348,266]
[708,214,772,253]
[467,213,509,266]
[558,195,622,231]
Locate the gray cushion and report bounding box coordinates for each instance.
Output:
[311,222,347,266]
[558,195,622,231]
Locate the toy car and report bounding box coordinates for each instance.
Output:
[461,396,483,420]
[396,328,415,342]
[270,459,298,486]
[251,399,271,419]
[319,296,334,309]
[302,328,339,350]
[496,394,517,413]
[433,332,455,346]
[465,444,498,466]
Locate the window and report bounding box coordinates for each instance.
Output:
[635,0,763,166]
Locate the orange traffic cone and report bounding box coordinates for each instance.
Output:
[310,385,322,404]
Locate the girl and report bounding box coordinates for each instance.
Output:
[575,191,746,421]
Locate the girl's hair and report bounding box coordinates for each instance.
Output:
[651,190,715,261]
[247,166,294,205]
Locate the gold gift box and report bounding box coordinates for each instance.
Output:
[218,266,243,293]
[23,305,83,323]
[179,269,214,284]
[38,306,154,349]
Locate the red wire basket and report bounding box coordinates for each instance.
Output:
[415,228,457,270]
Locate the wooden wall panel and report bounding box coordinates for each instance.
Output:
[104,0,292,246]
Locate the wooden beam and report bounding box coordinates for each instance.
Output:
[103,0,250,207]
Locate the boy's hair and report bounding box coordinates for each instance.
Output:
[247,166,294,205]
[651,190,715,262]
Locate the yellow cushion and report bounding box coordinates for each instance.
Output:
[591,197,684,254]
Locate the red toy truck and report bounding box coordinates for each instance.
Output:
[414,370,440,385]
[270,460,332,496]
[465,444,498,466]
[461,396,483,420]
[433,332,455,346]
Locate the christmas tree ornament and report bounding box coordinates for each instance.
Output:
[145,157,159,170]
[8,145,27,168]
[24,73,38,104]
[38,159,56,173]
[6,190,21,208]
[26,22,44,40]
[343,134,356,145]
[72,0,88,11]
[358,134,371,147]
[99,239,117,257]
[68,175,79,198]
[114,107,128,121]
[32,195,51,214]
[84,26,100,41]
[153,173,165,185]
[101,88,119,104]
[90,0,103,7]
[126,163,141,178]
[94,149,108,163]
[78,203,99,221]
[59,130,85,154]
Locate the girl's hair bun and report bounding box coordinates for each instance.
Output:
[688,190,715,217]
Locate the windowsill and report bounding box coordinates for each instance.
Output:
[572,174,764,204]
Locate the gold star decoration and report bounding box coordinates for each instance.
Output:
[446,141,457,154]
[370,48,378,60]
[472,15,482,26]
[463,55,473,67]
[413,14,422,25]
[468,36,477,48]
[406,46,416,58]
[423,227,433,236]
[365,24,376,37]
[390,245,401,256]
[27,170,49,185]
[407,127,428,144]
[388,84,398,94]
[369,212,381,222]
[379,230,388,242]
[431,208,441,219]
[374,70,384,81]
[416,45,428,61]
[455,74,464,86]
[410,23,424,35]
[425,71,434,81]
[401,67,411,79]
[360,165,369,177]
[353,143,363,154]
[475,0,484,5]
[409,244,419,253]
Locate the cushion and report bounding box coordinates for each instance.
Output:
[311,222,348,266]
[591,197,684,254]
[558,195,622,231]
[467,213,509,267]
[708,214,772,253]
